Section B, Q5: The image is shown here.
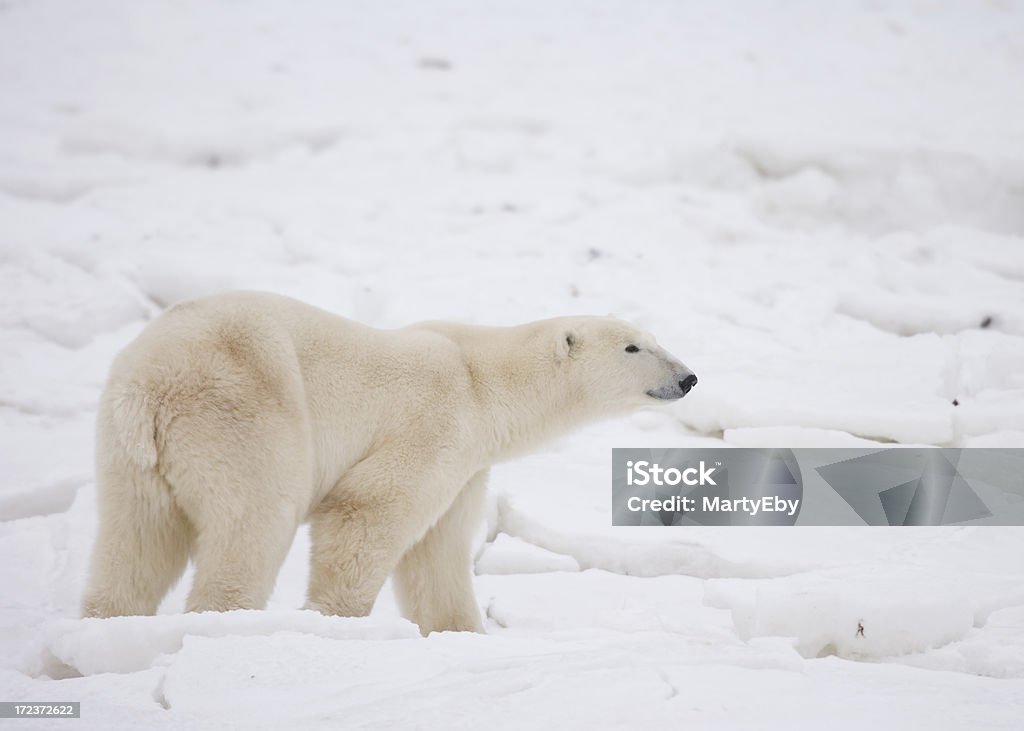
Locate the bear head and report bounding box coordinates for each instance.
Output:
[551,316,697,414]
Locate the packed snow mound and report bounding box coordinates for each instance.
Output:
[478,570,731,636]
[704,555,1024,663]
[39,611,419,677]
[893,605,1024,679]
[706,571,974,660]
[475,533,581,575]
[690,143,1024,236]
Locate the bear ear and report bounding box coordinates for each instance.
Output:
[556,330,576,361]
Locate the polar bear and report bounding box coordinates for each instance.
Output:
[81,291,696,634]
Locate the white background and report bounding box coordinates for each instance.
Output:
[1,1,1023,728]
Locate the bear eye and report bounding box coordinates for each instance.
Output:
[625,344,639,353]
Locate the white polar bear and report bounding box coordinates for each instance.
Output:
[81,291,696,634]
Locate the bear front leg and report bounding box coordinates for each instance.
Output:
[393,469,489,635]
[304,451,462,619]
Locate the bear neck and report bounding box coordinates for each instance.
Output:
[460,327,601,461]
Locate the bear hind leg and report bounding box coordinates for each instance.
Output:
[81,465,192,618]
[184,497,298,613]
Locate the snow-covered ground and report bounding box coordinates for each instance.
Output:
[2,0,1024,728]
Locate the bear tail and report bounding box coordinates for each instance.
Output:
[99,382,160,470]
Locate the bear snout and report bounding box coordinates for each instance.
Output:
[646,370,697,400]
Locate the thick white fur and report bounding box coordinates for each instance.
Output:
[82,291,693,634]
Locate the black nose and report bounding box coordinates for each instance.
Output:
[679,374,697,395]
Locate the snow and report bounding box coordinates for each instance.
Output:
[2,0,1024,728]
[475,534,582,575]
[42,612,419,677]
